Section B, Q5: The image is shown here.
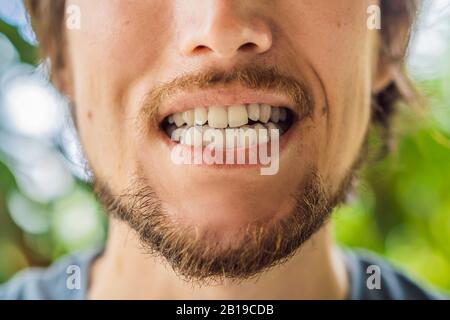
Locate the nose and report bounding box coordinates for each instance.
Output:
[177,0,273,60]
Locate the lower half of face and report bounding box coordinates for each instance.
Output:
[80,66,369,281]
[70,0,374,280]
[83,68,370,240]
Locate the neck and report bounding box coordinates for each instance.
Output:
[88,220,349,300]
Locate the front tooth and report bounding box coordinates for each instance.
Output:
[225,129,238,149]
[202,125,217,147]
[208,106,228,129]
[247,104,260,121]
[247,126,258,147]
[254,123,268,144]
[259,104,271,123]
[228,105,248,128]
[184,126,203,147]
[237,126,258,148]
[270,107,280,123]
[195,107,208,125]
[182,110,195,126]
[217,129,226,148]
[279,108,287,121]
[203,127,224,148]
[173,112,185,127]
[168,115,175,124]
[237,127,247,148]
[202,126,213,146]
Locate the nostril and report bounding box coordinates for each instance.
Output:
[192,43,257,56]
[238,42,258,52]
[192,45,212,55]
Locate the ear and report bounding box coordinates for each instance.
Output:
[372,52,394,94]
[51,57,75,101]
[372,0,417,94]
[372,59,394,94]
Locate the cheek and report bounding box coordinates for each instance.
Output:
[68,0,173,94]
[67,0,174,187]
[279,0,374,182]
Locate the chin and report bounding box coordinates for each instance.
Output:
[161,185,300,240]
[94,160,342,282]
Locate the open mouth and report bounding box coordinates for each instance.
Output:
[161,104,294,148]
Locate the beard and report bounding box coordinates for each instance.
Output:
[93,167,356,284]
[91,65,363,284]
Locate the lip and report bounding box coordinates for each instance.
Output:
[157,85,296,123]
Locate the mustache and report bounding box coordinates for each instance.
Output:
[138,65,315,132]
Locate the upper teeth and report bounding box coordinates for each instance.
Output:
[167,104,288,129]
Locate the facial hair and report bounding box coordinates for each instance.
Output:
[93,65,361,284]
[94,168,355,284]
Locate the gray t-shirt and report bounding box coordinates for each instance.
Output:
[0,248,446,300]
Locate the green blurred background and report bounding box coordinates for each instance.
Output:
[0,0,449,293]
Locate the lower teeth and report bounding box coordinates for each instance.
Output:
[166,122,284,147]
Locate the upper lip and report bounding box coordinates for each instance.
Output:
[157,86,296,124]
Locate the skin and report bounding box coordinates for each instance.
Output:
[61,0,387,299]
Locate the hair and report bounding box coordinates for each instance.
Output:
[24,0,422,153]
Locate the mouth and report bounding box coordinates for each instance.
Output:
[160,104,295,148]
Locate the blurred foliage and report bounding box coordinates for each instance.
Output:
[333,74,450,291]
[0,11,107,283]
[0,19,36,64]
[0,4,449,295]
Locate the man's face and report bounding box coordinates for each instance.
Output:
[66,0,378,280]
